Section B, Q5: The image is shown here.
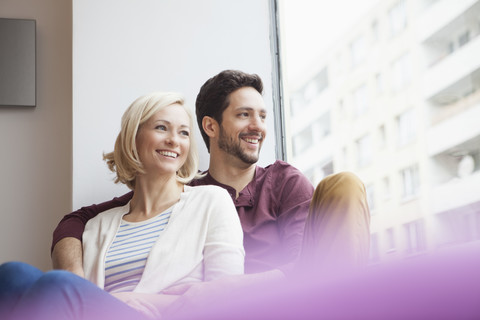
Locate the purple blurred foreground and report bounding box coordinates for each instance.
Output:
[170,242,480,320]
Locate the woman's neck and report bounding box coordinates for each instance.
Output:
[126,174,184,222]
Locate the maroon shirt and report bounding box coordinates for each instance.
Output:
[52,160,314,274]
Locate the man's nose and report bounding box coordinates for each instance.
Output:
[249,114,265,132]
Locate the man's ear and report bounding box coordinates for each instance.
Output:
[202,116,219,138]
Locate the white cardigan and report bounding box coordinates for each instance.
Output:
[82,185,245,293]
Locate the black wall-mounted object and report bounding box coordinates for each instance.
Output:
[0,18,36,107]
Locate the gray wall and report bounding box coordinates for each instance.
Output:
[72,0,277,209]
[0,0,72,270]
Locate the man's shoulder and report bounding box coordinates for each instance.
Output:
[189,172,211,187]
[263,160,304,176]
[262,160,313,192]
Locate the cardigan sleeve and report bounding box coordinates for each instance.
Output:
[202,187,245,280]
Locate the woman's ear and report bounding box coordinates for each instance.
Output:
[202,116,218,138]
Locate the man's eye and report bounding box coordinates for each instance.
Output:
[238,113,249,117]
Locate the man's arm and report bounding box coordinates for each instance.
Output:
[275,164,314,274]
[51,237,84,276]
[51,191,133,271]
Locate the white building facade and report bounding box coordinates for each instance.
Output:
[287,0,480,262]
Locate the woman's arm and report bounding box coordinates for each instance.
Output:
[202,187,245,280]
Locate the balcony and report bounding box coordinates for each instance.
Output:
[427,103,480,157]
[417,0,478,43]
[422,34,480,102]
[430,170,480,214]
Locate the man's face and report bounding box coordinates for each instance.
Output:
[217,87,267,164]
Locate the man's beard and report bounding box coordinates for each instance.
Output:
[218,125,261,164]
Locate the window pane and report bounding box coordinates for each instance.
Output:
[279,0,480,263]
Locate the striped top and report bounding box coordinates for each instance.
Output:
[104,208,172,293]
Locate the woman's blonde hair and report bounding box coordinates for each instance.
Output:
[103,92,199,189]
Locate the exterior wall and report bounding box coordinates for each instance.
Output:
[288,0,480,262]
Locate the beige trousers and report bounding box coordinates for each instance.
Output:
[300,172,371,271]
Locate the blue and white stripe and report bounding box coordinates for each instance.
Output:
[104,210,172,293]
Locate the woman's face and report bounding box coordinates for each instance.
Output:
[135,104,191,177]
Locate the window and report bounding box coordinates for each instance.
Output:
[397,109,416,146]
[314,111,331,138]
[293,126,313,157]
[371,19,379,41]
[388,0,406,36]
[378,124,386,149]
[352,84,369,116]
[383,176,391,201]
[405,220,425,254]
[356,134,373,167]
[391,53,411,92]
[458,30,471,47]
[375,72,384,94]
[350,35,367,67]
[366,183,375,212]
[370,233,380,263]
[400,164,420,199]
[290,68,329,116]
[278,0,480,263]
[386,228,396,252]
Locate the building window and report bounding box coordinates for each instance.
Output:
[350,35,367,67]
[366,183,375,213]
[313,111,331,138]
[458,30,471,48]
[397,109,416,146]
[371,19,379,42]
[386,227,396,252]
[370,233,380,263]
[388,0,406,36]
[405,220,425,254]
[400,164,420,199]
[378,124,386,149]
[391,53,411,92]
[356,133,373,167]
[353,84,369,116]
[383,176,391,201]
[293,126,313,157]
[290,68,329,116]
[375,72,384,94]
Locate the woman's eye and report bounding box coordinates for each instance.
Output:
[180,130,190,136]
[156,125,167,131]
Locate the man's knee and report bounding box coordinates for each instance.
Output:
[316,171,366,200]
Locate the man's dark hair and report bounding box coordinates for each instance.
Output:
[195,69,264,152]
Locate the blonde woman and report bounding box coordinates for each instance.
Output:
[0,92,244,320]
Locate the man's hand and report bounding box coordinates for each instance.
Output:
[51,237,85,277]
